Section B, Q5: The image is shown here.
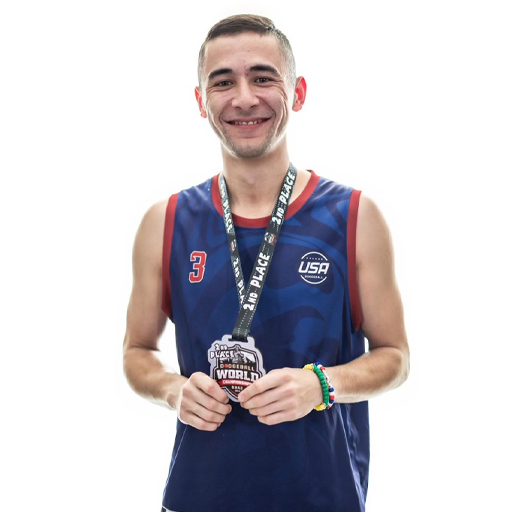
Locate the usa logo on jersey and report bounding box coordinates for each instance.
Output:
[298,252,330,285]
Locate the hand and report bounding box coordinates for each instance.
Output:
[175,372,232,431]
[238,368,323,425]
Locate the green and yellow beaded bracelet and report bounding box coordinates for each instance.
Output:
[303,362,336,411]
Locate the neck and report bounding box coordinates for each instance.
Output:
[221,144,295,217]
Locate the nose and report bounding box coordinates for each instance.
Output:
[231,80,259,110]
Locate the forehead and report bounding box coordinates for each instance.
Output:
[202,33,286,79]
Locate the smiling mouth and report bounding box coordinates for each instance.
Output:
[226,118,270,126]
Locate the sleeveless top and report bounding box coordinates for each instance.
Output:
[161,171,369,512]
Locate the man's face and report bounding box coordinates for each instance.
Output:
[195,33,304,159]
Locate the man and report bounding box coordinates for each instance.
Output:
[123,14,409,512]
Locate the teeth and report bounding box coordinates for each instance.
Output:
[232,119,264,125]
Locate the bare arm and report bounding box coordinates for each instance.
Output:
[123,200,185,408]
[123,201,231,429]
[239,194,409,423]
[326,193,410,402]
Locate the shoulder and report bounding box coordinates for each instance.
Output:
[309,172,352,195]
[356,193,394,271]
[134,177,213,246]
[137,199,168,240]
[132,199,169,272]
[357,194,389,230]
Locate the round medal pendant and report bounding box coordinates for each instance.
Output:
[208,335,266,402]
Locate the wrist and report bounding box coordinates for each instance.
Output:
[303,362,335,411]
[304,366,324,408]
[164,374,188,410]
[324,366,343,403]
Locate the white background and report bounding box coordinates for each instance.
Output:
[0,1,510,511]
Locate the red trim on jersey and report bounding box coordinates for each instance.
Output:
[162,194,179,319]
[348,189,363,332]
[211,170,320,228]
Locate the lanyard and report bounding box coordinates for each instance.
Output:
[219,163,297,341]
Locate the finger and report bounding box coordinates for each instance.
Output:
[242,385,284,410]
[238,370,282,403]
[192,373,230,404]
[247,398,288,418]
[257,410,292,426]
[183,383,232,417]
[188,400,231,425]
[180,410,223,432]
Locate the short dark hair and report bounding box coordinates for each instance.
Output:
[197,14,296,88]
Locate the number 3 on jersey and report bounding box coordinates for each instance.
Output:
[189,251,207,283]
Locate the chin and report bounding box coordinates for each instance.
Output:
[222,138,270,159]
[226,135,282,159]
[232,147,268,159]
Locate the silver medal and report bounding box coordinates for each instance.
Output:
[208,335,266,402]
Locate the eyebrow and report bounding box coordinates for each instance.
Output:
[249,64,280,75]
[207,64,281,83]
[207,68,233,82]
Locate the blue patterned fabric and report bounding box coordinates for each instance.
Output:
[162,173,369,512]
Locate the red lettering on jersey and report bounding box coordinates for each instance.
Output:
[189,251,207,283]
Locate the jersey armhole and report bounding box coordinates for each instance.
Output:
[161,194,179,320]
[348,189,363,332]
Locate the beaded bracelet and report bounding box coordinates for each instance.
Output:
[303,362,336,411]
[316,362,335,409]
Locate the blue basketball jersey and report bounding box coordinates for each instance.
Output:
[161,171,369,512]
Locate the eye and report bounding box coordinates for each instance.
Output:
[214,80,232,87]
[255,77,273,84]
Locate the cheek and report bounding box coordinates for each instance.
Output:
[275,92,291,122]
[204,95,219,117]
[207,99,229,125]
[204,100,214,119]
[277,89,292,113]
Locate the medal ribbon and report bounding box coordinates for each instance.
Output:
[219,163,297,341]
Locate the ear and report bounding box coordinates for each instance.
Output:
[195,86,208,118]
[292,76,307,112]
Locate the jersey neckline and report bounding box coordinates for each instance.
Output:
[211,170,320,228]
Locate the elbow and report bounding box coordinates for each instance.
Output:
[122,333,140,384]
[387,343,410,390]
[398,345,410,387]
[122,334,132,377]
[122,344,135,385]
